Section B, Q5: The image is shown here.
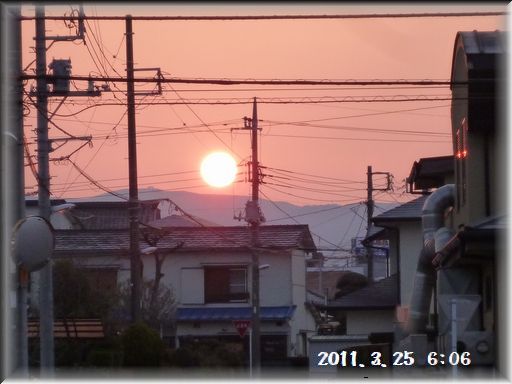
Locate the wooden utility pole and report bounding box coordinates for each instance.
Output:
[250,98,261,374]
[35,5,54,373]
[126,15,142,323]
[243,98,264,374]
[31,6,94,375]
[366,166,374,282]
[365,166,392,283]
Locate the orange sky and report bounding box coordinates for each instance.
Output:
[19,3,507,207]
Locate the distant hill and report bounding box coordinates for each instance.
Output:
[67,187,397,257]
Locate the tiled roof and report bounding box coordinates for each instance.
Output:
[148,214,219,228]
[69,200,161,230]
[54,224,316,256]
[372,195,427,224]
[316,274,398,310]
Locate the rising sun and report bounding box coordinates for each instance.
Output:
[200,151,238,188]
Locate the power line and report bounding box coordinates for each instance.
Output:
[265,205,348,223]
[328,204,363,256]
[260,120,450,137]
[263,174,366,196]
[260,189,346,252]
[127,85,451,93]
[57,110,127,197]
[262,183,360,204]
[24,96,486,110]
[262,133,449,143]
[23,74,494,86]
[262,172,367,189]
[21,11,506,21]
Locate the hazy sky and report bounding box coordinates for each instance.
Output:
[19,3,507,208]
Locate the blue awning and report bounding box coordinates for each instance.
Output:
[177,306,296,322]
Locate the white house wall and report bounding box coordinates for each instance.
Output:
[151,250,294,307]
[289,249,316,356]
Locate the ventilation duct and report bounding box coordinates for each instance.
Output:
[407,184,455,334]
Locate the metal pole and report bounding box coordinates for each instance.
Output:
[126,15,141,323]
[250,97,261,375]
[35,5,54,375]
[249,328,253,377]
[18,268,29,376]
[3,3,26,377]
[366,165,374,283]
[451,299,458,377]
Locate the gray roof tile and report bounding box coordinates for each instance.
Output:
[54,224,316,256]
[372,195,427,224]
[318,274,398,309]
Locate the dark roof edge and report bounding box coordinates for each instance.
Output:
[372,217,421,224]
[314,304,396,311]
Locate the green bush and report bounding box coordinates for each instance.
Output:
[86,348,122,367]
[121,322,165,367]
[166,339,244,368]
[166,347,201,367]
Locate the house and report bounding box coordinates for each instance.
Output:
[309,274,398,375]
[309,30,505,377]
[398,30,506,372]
[26,198,165,315]
[406,155,454,194]
[431,30,505,368]
[306,156,456,376]
[52,224,318,364]
[25,198,163,230]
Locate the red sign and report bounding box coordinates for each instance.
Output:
[233,319,251,338]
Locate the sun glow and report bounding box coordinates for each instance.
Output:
[200,151,238,188]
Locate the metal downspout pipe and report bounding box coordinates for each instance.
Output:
[407,184,455,334]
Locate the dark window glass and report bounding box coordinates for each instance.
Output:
[204,266,248,303]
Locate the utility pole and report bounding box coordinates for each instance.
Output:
[243,98,264,375]
[365,166,392,283]
[2,3,25,378]
[366,166,374,283]
[32,6,95,375]
[126,15,142,323]
[35,5,55,375]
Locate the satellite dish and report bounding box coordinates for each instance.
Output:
[11,216,55,272]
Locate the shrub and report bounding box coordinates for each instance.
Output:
[121,322,165,367]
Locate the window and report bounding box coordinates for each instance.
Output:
[204,265,248,303]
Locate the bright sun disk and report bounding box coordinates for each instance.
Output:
[200,151,237,188]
